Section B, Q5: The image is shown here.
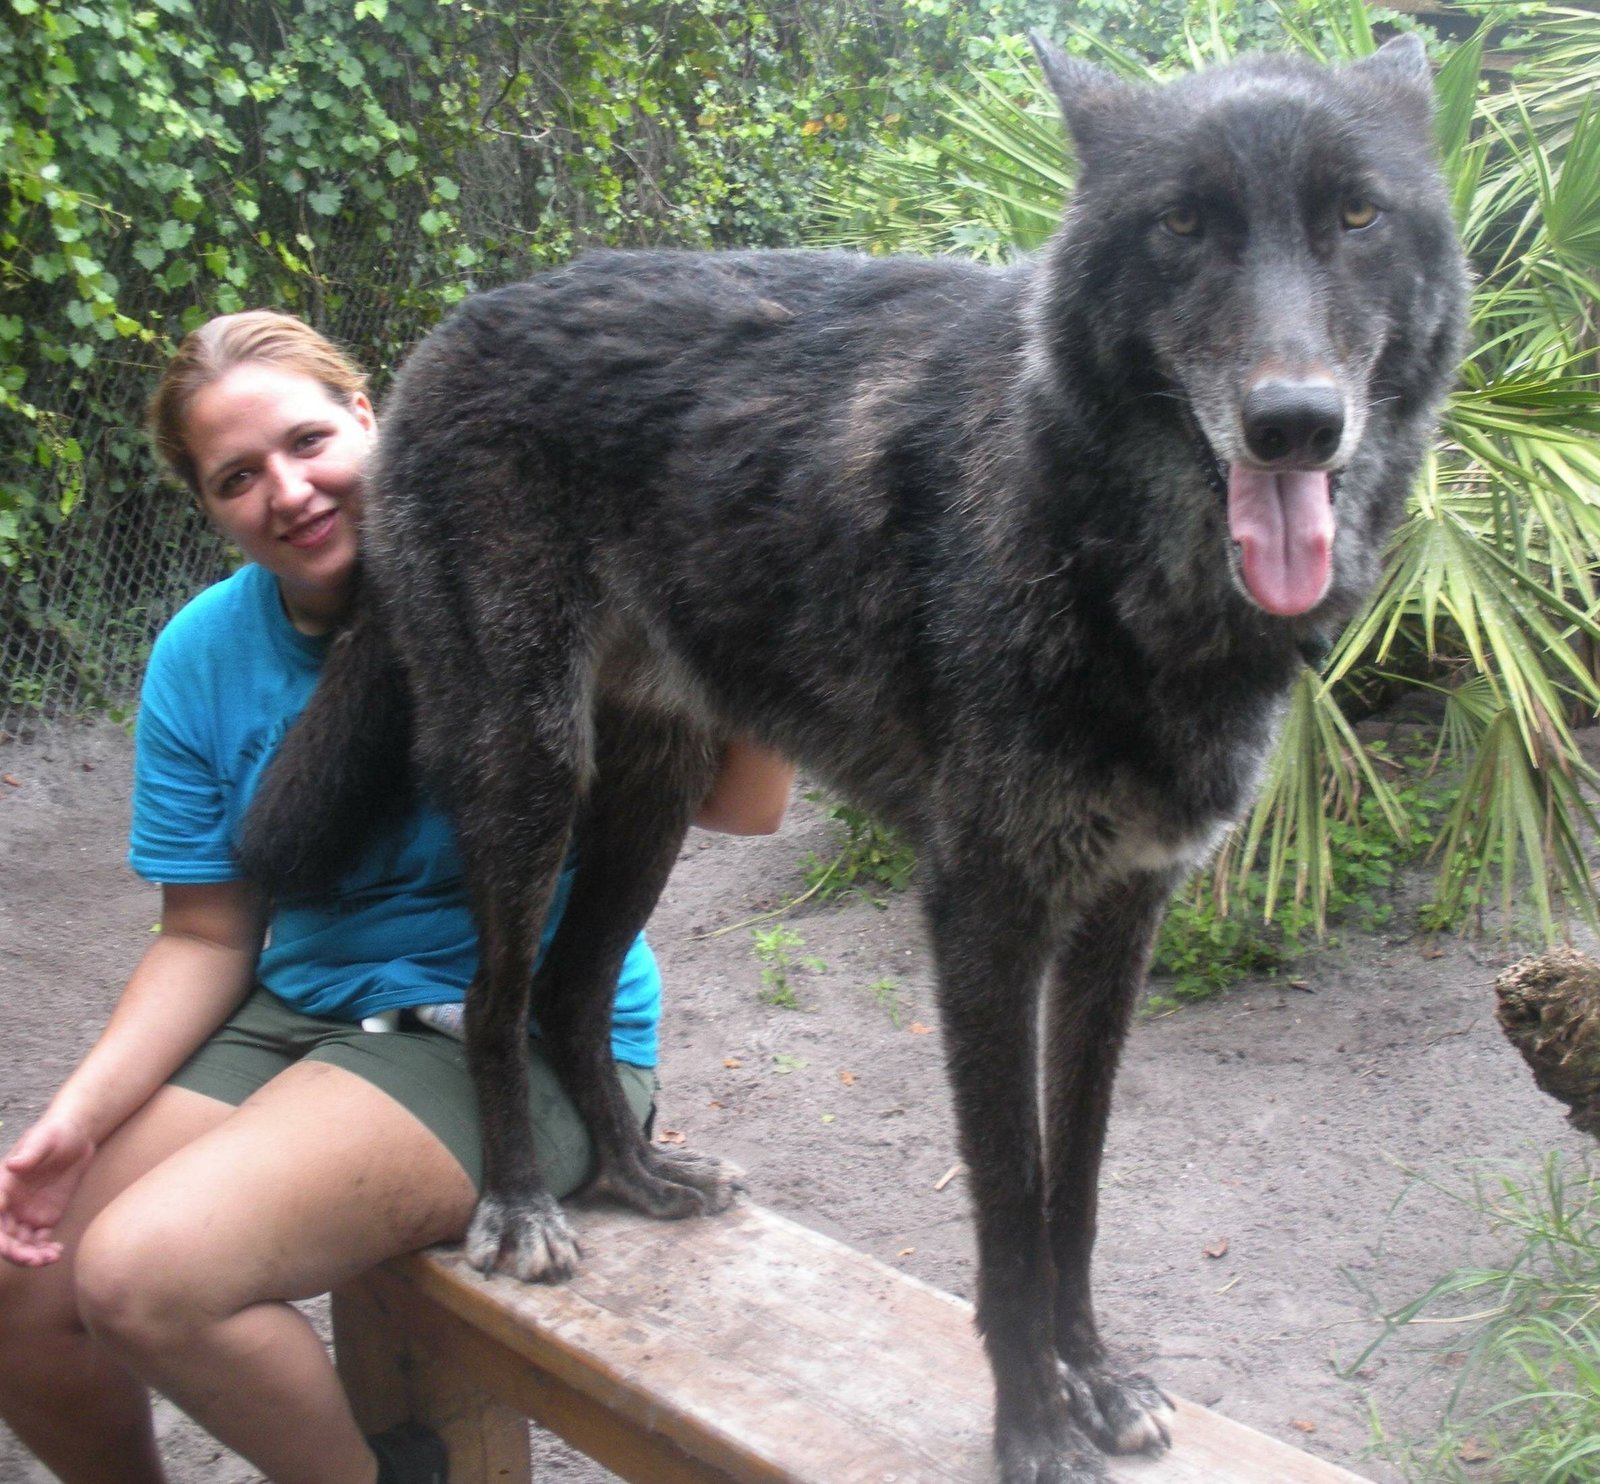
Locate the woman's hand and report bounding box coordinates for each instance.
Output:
[0,1112,97,1267]
[0,880,263,1270]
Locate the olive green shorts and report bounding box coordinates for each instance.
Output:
[167,986,656,1195]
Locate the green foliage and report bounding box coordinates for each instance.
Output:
[801,794,918,905]
[1357,1153,1600,1482]
[814,0,1355,256]
[1149,743,1455,1007]
[751,924,826,1009]
[1,0,483,565]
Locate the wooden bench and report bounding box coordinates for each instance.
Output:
[333,1202,1373,1483]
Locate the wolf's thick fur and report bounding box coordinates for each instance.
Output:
[242,35,1467,1482]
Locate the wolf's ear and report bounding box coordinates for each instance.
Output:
[1347,33,1433,96]
[1029,29,1129,158]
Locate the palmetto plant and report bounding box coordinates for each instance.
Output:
[817,1,1600,937]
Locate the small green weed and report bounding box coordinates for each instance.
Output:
[1356,1152,1600,1482]
[866,975,905,1027]
[751,924,826,1010]
[800,794,916,906]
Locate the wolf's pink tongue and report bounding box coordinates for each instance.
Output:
[1227,467,1334,616]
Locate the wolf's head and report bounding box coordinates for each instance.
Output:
[1025,33,1468,625]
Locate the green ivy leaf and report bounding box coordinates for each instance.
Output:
[157,219,193,250]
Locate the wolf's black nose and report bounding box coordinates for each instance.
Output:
[1242,380,1345,465]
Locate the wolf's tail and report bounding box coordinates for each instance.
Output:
[236,592,413,897]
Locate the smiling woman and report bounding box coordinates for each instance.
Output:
[150,316,377,635]
[0,309,795,1484]
[187,364,373,633]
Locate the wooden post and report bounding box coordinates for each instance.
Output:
[334,1268,533,1483]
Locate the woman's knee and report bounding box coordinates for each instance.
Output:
[73,1201,217,1359]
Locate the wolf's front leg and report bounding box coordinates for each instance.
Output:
[1043,871,1180,1457]
[925,858,1112,1483]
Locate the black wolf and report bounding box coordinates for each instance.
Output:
[244,33,1466,1481]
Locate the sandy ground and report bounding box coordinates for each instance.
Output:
[2,719,1592,1483]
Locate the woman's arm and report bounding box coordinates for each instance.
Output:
[692,738,796,836]
[0,880,263,1265]
[47,881,265,1141]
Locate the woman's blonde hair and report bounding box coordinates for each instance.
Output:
[148,310,369,497]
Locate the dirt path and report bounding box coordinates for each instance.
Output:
[2,721,1589,1481]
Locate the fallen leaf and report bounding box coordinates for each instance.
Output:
[820,1113,835,1124]
[896,1247,915,1258]
[1421,944,1445,959]
[723,1057,743,1069]
[838,1070,856,1086]
[1291,1418,1316,1434]
[909,1022,933,1035]
[656,1129,687,1145]
[1203,1237,1230,1259]
[707,1100,723,1109]
[1,774,19,788]
[1457,1438,1493,1464]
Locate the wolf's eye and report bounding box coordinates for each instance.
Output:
[1341,197,1380,230]
[1161,205,1201,238]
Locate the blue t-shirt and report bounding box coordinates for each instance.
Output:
[128,563,660,1066]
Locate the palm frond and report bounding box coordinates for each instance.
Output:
[1429,703,1600,934]
[1227,666,1405,931]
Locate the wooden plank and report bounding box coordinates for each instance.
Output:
[360,1202,1372,1484]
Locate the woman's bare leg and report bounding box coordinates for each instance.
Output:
[74,1059,476,1484]
[0,1083,232,1484]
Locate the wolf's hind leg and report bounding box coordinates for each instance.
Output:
[420,669,588,1281]
[455,807,584,1281]
[536,703,741,1219]
[1043,871,1179,1458]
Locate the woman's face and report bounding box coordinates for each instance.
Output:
[186,361,375,634]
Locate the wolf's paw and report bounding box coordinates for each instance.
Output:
[994,1415,1108,1484]
[645,1144,744,1214]
[1058,1360,1175,1457]
[464,1189,580,1282]
[584,1143,744,1220]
